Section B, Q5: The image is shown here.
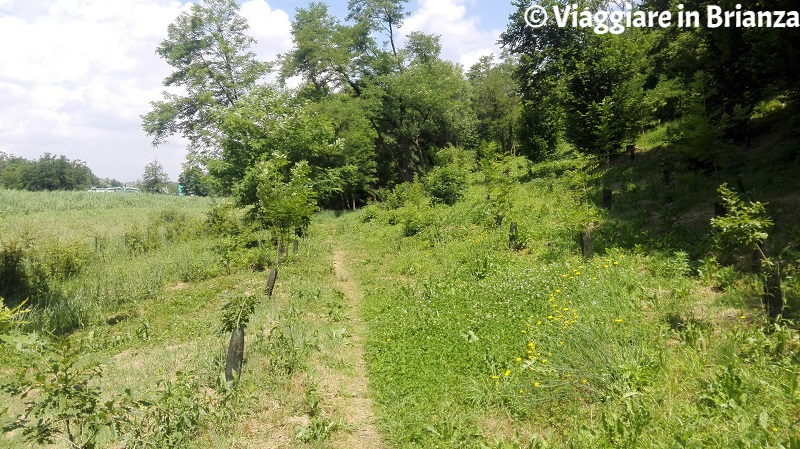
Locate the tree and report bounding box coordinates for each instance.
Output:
[467,54,522,155]
[141,160,169,193]
[502,0,649,157]
[234,156,316,251]
[0,153,95,191]
[178,165,210,196]
[141,0,267,156]
[346,0,409,59]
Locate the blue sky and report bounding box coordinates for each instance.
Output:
[0,0,519,182]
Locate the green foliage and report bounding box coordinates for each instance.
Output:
[1,334,114,448]
[0,297,27,335]
[709,183,773,262]
[178,165,211,196]
[468,55,521,154]
[142,0,267,150]
[248,156,317,243]
[124,224,162,254]
[219,291,258,332]
[141,159,170,194]
[0,152,96,191]
[119,372,211,449]
[423,164,468,206]
[206,200,246,236]
[257,314,315,376]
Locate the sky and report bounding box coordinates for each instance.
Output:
[0,0,517,183]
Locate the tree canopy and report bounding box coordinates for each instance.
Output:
[138,0,800,211]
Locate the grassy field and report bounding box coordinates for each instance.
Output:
[1,144,799,448]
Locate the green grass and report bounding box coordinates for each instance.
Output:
[330,162,800,448]
[2,142,800,448]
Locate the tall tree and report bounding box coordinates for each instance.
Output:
[346,0,409,59]
[467,54,521,155]
[141,160,169,193]
[502,0,649,157]
[141,0,267,155]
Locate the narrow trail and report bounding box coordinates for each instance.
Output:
[324,246,386,449]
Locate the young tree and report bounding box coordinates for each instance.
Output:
[178,165,210,196]
[141,160,169,193]
[141,0,267,155]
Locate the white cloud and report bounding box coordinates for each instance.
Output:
[240,0,293,62]
[0,0,293,181]
[403,0,503,69]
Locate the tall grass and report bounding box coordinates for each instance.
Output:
[0,190,218,333]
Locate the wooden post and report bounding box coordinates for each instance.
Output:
[495,215,503,227]
[509,222,518,251]
[266,268,277,297]
[225,327,245,382]
[751,248,763,273]
[763,265,783,320]
[602,188,613,209]
[580,228,595,260]
[293,239,299,255]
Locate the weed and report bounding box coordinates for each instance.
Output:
[295,416,339,443]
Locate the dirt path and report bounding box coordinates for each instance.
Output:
[324,247,386,449]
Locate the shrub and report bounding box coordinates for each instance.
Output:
[220,291,258,332]
[206,200,244,236]
[709,183,772,265]
[1,335,114,449]
[424,164,467,206]
[124,224,161,254]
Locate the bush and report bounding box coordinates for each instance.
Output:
[124,224,161,254]
[398,205,435,237]
[0,237,50,307]
[206,200,244,236]
[709,183,772,265]
[424,165,467,206]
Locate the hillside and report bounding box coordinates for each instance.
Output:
[2,141,799,447]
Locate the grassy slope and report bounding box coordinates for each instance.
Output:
[332,154,800,447]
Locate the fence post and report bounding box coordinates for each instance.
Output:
[293,239,299,255]
[580,226,595,260]
[278,243,287,264]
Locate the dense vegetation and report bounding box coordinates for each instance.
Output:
[0,153,108,191]
[144,0,799,211]
[2,0,800,447]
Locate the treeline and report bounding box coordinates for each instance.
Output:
[502,0,800,161]
[146,0,520,210]
[0,152,121,191]
[148,0,799,211]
